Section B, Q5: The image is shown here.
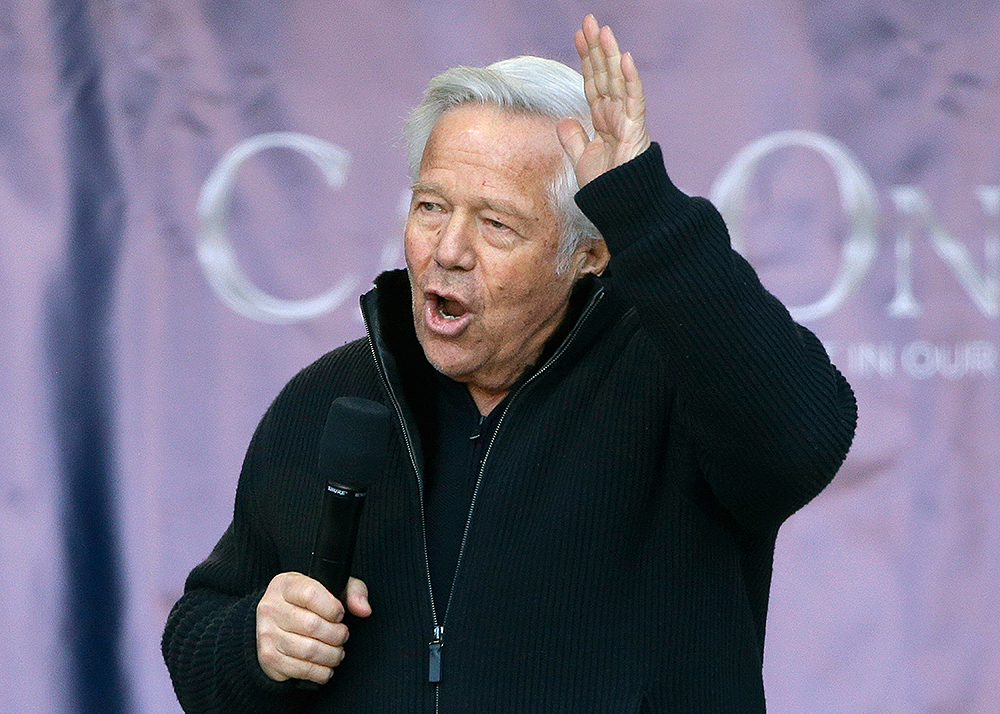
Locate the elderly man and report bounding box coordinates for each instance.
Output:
[163,15,856,714]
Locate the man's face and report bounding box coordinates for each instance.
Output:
[405,104,584,396]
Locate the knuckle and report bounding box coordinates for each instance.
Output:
[262,631,287,655]
[283,575,310,600]
[256,616,278,642]
[258,641,281,668]
[269,571,295,594]
[300,638,322,661]
[299,610,337,641]
[301,613,323,637]
[257,589,278,612]
[256,601,278,624]
[257,599,290,633]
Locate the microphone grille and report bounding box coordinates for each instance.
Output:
[317,397,392,489]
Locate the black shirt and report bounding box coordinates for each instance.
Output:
[423,374,508,610]
[421,280,592,611]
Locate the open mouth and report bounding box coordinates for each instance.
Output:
[423,290,473,335]
[435,294,468,321]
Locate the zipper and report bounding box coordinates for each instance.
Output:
[363,285,605,711]
[361,307,443,684]
[438,287,606,644]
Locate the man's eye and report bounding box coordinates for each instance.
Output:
[486,219,508,230]
[418,202,439,212]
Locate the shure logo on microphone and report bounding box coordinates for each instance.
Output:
[328,485,365,498]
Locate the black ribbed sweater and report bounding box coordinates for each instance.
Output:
[162,144,856,713]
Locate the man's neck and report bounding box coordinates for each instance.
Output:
[466,383,509,416]
[460,276,598,416]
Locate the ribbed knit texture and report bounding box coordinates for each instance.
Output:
[162,144,856,713]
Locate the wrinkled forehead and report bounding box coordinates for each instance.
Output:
[427,104,562,159]
[420,104,565,188]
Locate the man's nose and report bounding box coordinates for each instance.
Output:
[433,212,476,271]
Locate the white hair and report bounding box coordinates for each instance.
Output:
[404,56,602,271]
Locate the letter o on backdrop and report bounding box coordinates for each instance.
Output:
[710,130,880,322]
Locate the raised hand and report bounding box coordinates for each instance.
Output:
[557,14,651,188]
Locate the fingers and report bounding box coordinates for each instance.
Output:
[621,50,646,121]
[256,572,357,683]
[571,13,652,176]
[583,16,610,99]
[279,572,344,622]
[271,631,346,683]
[579,15,626,102]
[266,592,348,645]
[599,25,625,99]
[575,29,597,107]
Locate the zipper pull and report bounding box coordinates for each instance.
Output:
[428,626,444,682]
[470,414,485,440]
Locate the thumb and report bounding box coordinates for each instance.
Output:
[556,117,588,166]
[344,576,371,618]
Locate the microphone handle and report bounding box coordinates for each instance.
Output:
[298,482,366,691]
[308,482,367,597]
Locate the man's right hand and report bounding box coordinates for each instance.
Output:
[557,14,651,189]
[256,572,371,684]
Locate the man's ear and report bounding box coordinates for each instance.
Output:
[576,238,610,277]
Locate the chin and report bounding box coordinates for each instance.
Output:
[418,336,474,381]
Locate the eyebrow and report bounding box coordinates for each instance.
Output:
[410,182,536,224]
[410,181,442,196]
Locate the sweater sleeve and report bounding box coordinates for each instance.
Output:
[161,402,315,714]
[576,143,857,534]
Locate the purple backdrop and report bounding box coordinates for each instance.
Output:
[2,1,998,712]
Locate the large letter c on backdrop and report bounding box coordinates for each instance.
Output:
[197,132,359,324]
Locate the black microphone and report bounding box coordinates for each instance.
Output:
[308,397,392,597]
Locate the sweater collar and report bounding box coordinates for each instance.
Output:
[360,269,612,385]
[360,270,613,484]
